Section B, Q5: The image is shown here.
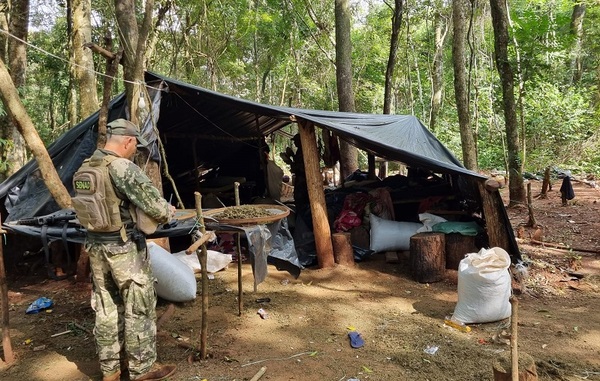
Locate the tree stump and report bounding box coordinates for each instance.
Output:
[445,233,478,270]
[409,232,445,283]
[493,352,538,381]
[332,232,355,267]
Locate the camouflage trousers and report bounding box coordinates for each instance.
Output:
[87,239,157,379]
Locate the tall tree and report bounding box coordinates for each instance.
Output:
[452,0,477,170]
[0,0,29,180]
[335,0,358,178]
[489,0,526,206]
[114,0,153,122]
[429,4,449,132]
[71,0,99,119]
[569,1,585,84]
[383,0,403,115]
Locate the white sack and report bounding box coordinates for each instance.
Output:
[369,214,423,253]
[451,247,512,324]
[173,249,233,274]
[416,213,447,233]
[148,242,197,302]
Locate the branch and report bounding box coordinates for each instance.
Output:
[82,42,115,60]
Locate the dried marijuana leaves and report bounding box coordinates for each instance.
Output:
[212,205,274,220]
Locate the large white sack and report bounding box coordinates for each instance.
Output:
[172,249,232,274]
[148,242,197,302]
[451,247,512,324]
[369,213,423,253]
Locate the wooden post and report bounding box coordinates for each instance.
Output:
[492,297,538,381]
[367,154,376,180]
[540,166,551,198]
[511,296,519,381]
[0,215,15,365]
[525,182,536,227]
[234,182,244,312]
[477,180,512,252]
[332,232,354,267]
[409,232,446,283]
[194,192,209,360]
[297,119,335,268]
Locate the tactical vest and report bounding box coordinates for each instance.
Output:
[72,155,124,232]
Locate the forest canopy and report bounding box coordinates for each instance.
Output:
[1,0,599,178]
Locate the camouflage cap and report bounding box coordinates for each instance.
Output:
[107,119,148,147]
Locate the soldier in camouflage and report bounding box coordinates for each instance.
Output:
[80,119,177,381]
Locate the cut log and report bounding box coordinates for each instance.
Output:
[409,232,446,283]
[493,352,538,381]
[445,233,478,270]
[332,232,355,267]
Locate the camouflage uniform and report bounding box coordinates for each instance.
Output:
[85,148,172,379]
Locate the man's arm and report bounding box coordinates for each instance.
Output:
[109,159,174,224]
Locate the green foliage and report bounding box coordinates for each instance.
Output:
[3,0,600,178]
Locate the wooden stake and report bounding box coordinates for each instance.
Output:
[194,192,209,360]
[0,216,15,365]
[250,366,267,381]
[510,296,519,381]
[525,183,536,227]
[234,182,243,314]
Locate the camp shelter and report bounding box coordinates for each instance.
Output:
[0,71,520,268]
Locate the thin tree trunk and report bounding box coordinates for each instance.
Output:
[72,0,99,119]
[569,2,585,84]
[0,0,29,180]
[489,0,526,206]
[384,0,404,115]
[452,0,477,170]
[0,58,72,209]
[335,0,358,179]
[429,8,448,132]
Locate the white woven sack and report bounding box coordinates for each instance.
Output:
[148,242,197,302]
[451,247,512,324]
[369,213,423,253]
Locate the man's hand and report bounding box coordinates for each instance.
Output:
[168,204,176,220]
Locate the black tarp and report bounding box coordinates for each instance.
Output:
[0,71,518,259]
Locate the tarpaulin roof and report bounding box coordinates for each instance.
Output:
[1,71,485,223]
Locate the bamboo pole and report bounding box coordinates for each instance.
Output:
[0,214,15,365]
[194,192,209,359]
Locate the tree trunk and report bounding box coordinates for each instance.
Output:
[452,0,478,170]
[0,58,72,209]
[0,0,29,180]
[429,7,448,132]
[384,0,403,115]
[114,0,153,123]
[72,0,99,119]
[489,0,526,206]
[335,0,358,179]
[569,2,585,84]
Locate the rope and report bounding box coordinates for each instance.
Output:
[0,28,162,92]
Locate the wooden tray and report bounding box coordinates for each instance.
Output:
[203,204,290,226]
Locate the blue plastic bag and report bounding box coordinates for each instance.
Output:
[25,297,54,314]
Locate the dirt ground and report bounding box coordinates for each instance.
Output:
[1,178,600,381]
